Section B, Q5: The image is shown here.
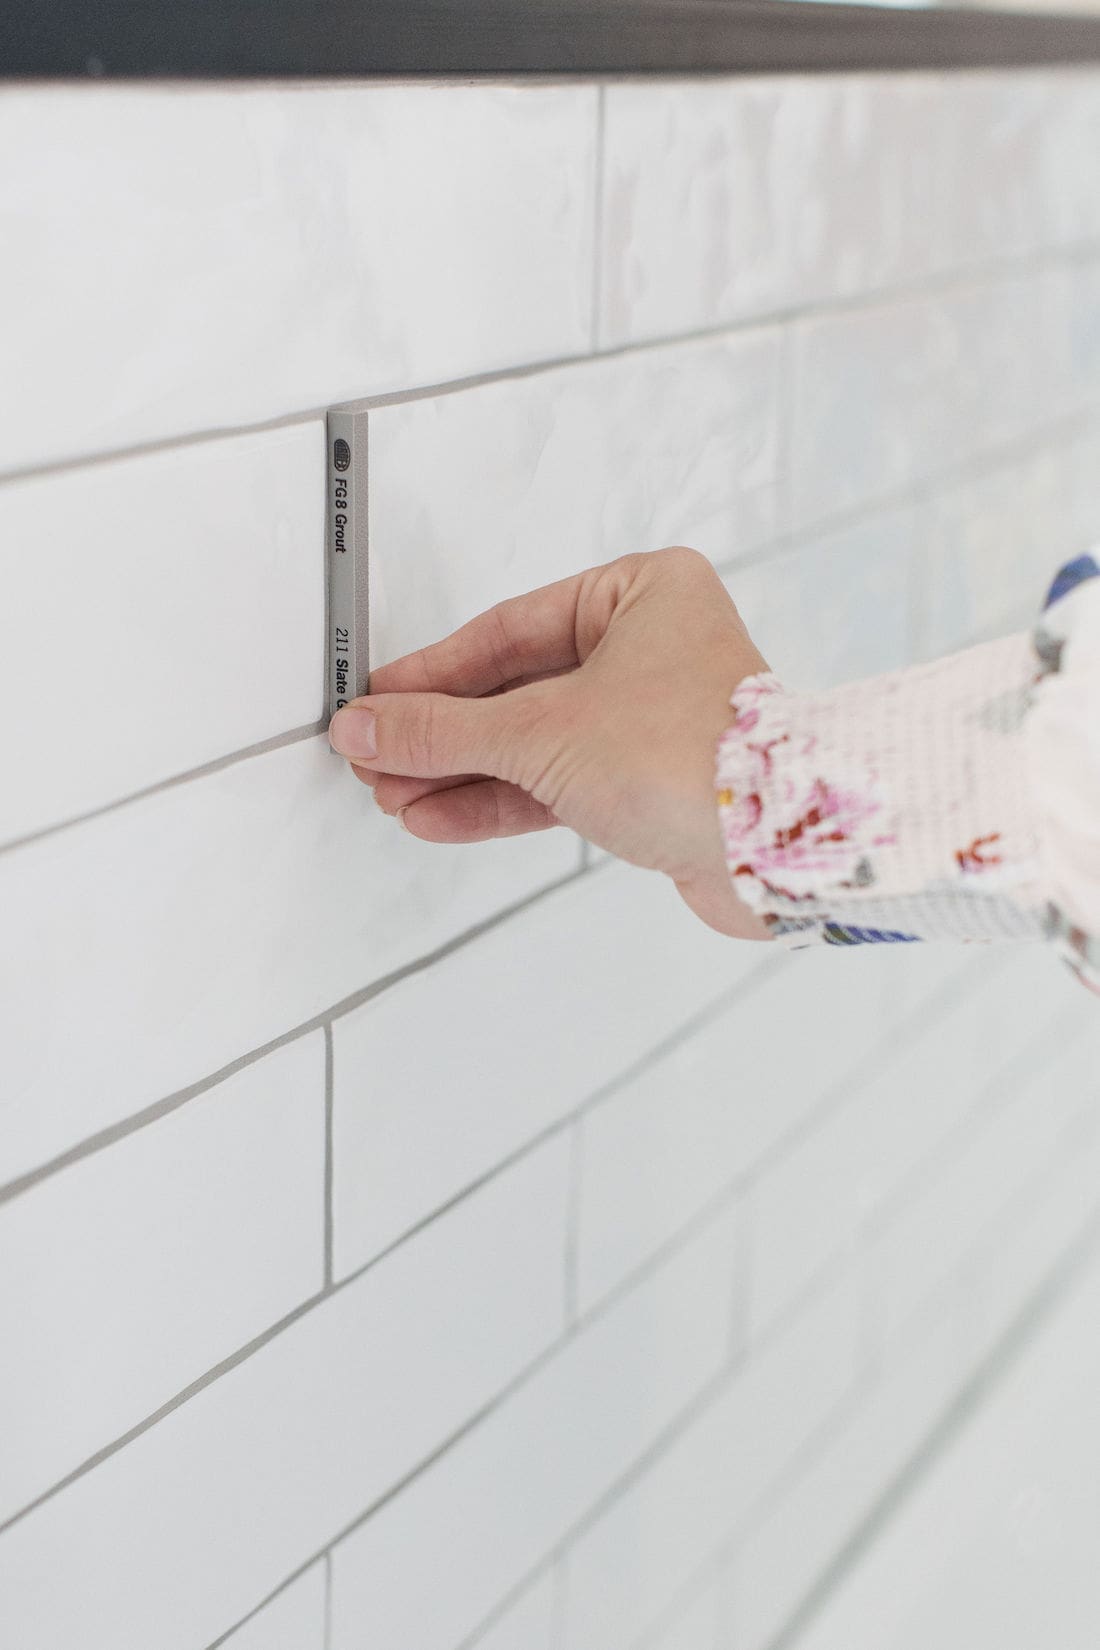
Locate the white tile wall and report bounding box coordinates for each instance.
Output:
[643,1581,723,1650]
[573,945,949,1317]
[332,861,767,1276]
[0,1137,570,1650]
[723,506,916,690]
[746,947,1075,1339]
[0,1034,325,1526]
[328,1207,744,1650]
[0,737,576,1185]
[220,1564,327,1650]
[367,327,783,674]
[598,75,947,350]
[733,1309,966,1650]
[0,84,598,474]
[866,1016,1100,1352]
[0,420,325,843]
[4,62,1100,1650]
[556,1274,861,1650]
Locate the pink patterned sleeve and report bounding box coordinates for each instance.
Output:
[714,554,1100,997]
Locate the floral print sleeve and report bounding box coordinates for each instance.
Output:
[715,553,1100,997]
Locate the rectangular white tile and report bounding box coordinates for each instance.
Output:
[788,294,962,532]
[332,860,769,1277]
[747,947,1074,1339]
[940,72,1051,269]
[598,75,947,350]
[0,1034,325,1526]
[723,506,915,692]
[557,1275,861,1650]
[734,1311,964,1650]
[966,1084,1100,1365]
[329,1209,744,1650]
[788,273,1055,536]
[0,1137,570,1650]
[222,1564,327,1650]
[784,1249,1100,1650]
[0,735,575,1185]
[867,1018,1100,1352]
[0,422,324,844]
[916,463,1050,658]
[0,84,597,474]
[575,945,926,1317]
[368,328,783,671]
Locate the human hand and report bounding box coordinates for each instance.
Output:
[328,546,774,941]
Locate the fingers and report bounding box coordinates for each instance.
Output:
[398,778,558,842]
[330,681,559,788]
[366,570,589,700]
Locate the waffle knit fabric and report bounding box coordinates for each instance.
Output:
[715,554,1100,997]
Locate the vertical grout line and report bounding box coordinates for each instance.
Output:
[324,1023,335,1291]
[590,83,607,355]
[564,1119,584,1329]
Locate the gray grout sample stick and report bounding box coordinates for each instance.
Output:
[326,403,370,723]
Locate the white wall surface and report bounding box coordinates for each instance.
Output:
[2,67,1100,1650]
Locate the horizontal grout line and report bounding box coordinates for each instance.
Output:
[716,402,1100,584]
[632,1176,1100,1650]
[201,1189,765,1650]
[1,240,1098,491]
[0,859,589,1210]
[4,394,1096,870]
[0,720,326,859]
[763,1206,1100,1650]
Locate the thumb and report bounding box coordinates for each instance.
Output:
[329,681,563,788]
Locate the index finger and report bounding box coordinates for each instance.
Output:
[367,567,588,700]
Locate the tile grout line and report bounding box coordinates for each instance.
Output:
[0,720,327,859]
[2,239,1098,492]
[323,1024,335,1291]
[5,395,1096,868]
[762,1208,1100,1650]
[0,961,782,1537]
[1,930,1015,1574]
[0,862,589,1210]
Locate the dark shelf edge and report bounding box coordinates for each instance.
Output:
[6,0,1100,81]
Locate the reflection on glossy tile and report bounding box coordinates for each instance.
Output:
[599,76,949,349]
[0,421,325,844]
[368,330,783,666]
[0,84,598,473]
[724,507,915,691]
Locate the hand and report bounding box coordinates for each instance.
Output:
[328,546,774,941]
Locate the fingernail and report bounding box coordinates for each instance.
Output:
[395,804,411,833]
[330,705,377,760]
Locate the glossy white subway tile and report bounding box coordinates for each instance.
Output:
[0,1137,570,1650]
[367,328,783,674]
[332,861,768,1277]
[0,421,325,844]
[598,75,948,350]
[0,736,575,1185]
[0,1035,325,1525]
[0,84,597,474]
